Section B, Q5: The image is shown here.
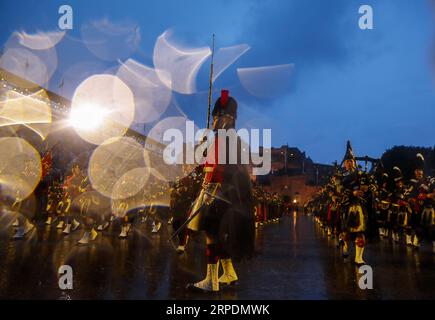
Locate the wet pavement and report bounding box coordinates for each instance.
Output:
[0,213,434,300]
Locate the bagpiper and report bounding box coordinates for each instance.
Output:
[407,153,435,251]
[12,159,37,239]
[390,166,410,243]
[45,171,64,226]
[59,164,82,234]
[326,175,341,242]
[339,141,366,266]
[376,173,392,238]
[76,174,103,245]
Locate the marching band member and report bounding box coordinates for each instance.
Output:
[408,154,434,250]
[76,175,101,244]
[390,166,409,244]
[376,173,391,238]
[61,164,82,234]
[45,172,63,226]
[12,159,37,239]
[339,141,367,266]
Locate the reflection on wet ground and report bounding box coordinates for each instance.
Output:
[0,214,434,299]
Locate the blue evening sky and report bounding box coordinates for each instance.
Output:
[1,0,434,164]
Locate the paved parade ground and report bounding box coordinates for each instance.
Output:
[0,214,434,300]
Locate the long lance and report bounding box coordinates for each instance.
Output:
[170,35,218,245]
[206,34,215,130]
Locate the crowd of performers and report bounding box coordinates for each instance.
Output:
[7,159,169,244]
[170,180,288,255]
[253,186,287,227]
[5,159,287,246]
[3,90,290,293]
[305,141,435,266]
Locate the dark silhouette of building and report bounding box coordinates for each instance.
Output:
[257,145,334,205]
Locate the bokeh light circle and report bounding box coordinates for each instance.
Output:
[70,74,135,145]
[70,190,112,222]
[88,137,147,199]
[237,64,294,98]
[145,116,199,182]
[153,30,211,94]
[111,167,170,218]
[0,48,50,89]
[81,19,141,62]
[111,166,151,200]
[0,137,42,200]
[116,59,172,124]
[142,167,170,206]
[16,30,66,50]
[0,32,58,88]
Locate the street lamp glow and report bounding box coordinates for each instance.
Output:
[69,104,110,131]
[293,199,297,204]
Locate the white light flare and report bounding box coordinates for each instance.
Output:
[68,104,111,131]
[70,74,135,145]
